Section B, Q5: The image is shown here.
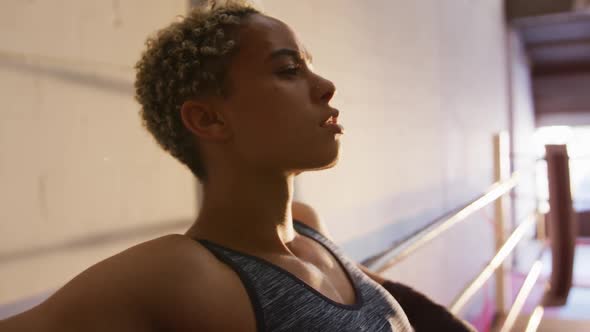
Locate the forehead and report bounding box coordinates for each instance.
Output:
[236,14,307,61]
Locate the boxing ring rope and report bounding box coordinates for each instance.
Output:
[366,132,550,331]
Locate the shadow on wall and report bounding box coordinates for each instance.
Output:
[336,179,488,263]
[355,204,468,267]
[0,52,134,96]
[0,290,55,320]
[0,182,487,265]
[0,219,192,265]
[0,182,490,318]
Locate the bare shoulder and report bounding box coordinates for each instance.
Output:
[291,202,384,283]
[292,201,333,239]
[0,234,255,331]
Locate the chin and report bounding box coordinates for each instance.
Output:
[319,157,339,170]
[285,139,341,173]
[302,144,341,172]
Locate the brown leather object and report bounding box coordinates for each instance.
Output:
[577,210,590,237]
[544,145,577,306]
[382,281,476,332]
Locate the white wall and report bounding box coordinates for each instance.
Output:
[508,28,536,208]
[262,0,511,307]
[505,28,543,295]
[0,0,195,304]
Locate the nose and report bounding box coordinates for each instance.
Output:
[314,76,336,104]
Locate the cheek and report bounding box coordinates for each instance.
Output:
[228,79,318,155]
[228,106,282,152]
[233,84,311,136]
[231,110,315,166]
[236,110,303,147]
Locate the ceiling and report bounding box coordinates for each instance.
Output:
[507,0,590,125]
[507,0,590,75]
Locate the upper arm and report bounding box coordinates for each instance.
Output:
[0,235,198,332]
[1,266,151,332]
[9,246,162,332]
[357,262,386,284]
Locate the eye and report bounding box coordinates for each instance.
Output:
[277,64,301,77]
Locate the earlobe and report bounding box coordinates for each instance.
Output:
[180,100,230,141]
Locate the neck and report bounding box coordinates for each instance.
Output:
[188,169,296,255]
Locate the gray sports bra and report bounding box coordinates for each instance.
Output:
[197,220,413,331]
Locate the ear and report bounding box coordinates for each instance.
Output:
[180,100,231,142]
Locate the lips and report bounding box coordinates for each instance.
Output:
[320,109,344,134]
[322,122,344,134]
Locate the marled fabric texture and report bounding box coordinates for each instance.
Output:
[198,221,414,332]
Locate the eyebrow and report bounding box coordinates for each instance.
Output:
[266,48,313,64]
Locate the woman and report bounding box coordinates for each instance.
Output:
[1,1,475,331]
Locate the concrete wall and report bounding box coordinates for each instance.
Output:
[0,0,195,305]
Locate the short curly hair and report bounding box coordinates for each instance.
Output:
[134,1,260,181]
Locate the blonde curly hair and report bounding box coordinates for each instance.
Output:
[134,1,260,180]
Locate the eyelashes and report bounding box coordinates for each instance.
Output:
[277,64,302,78]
